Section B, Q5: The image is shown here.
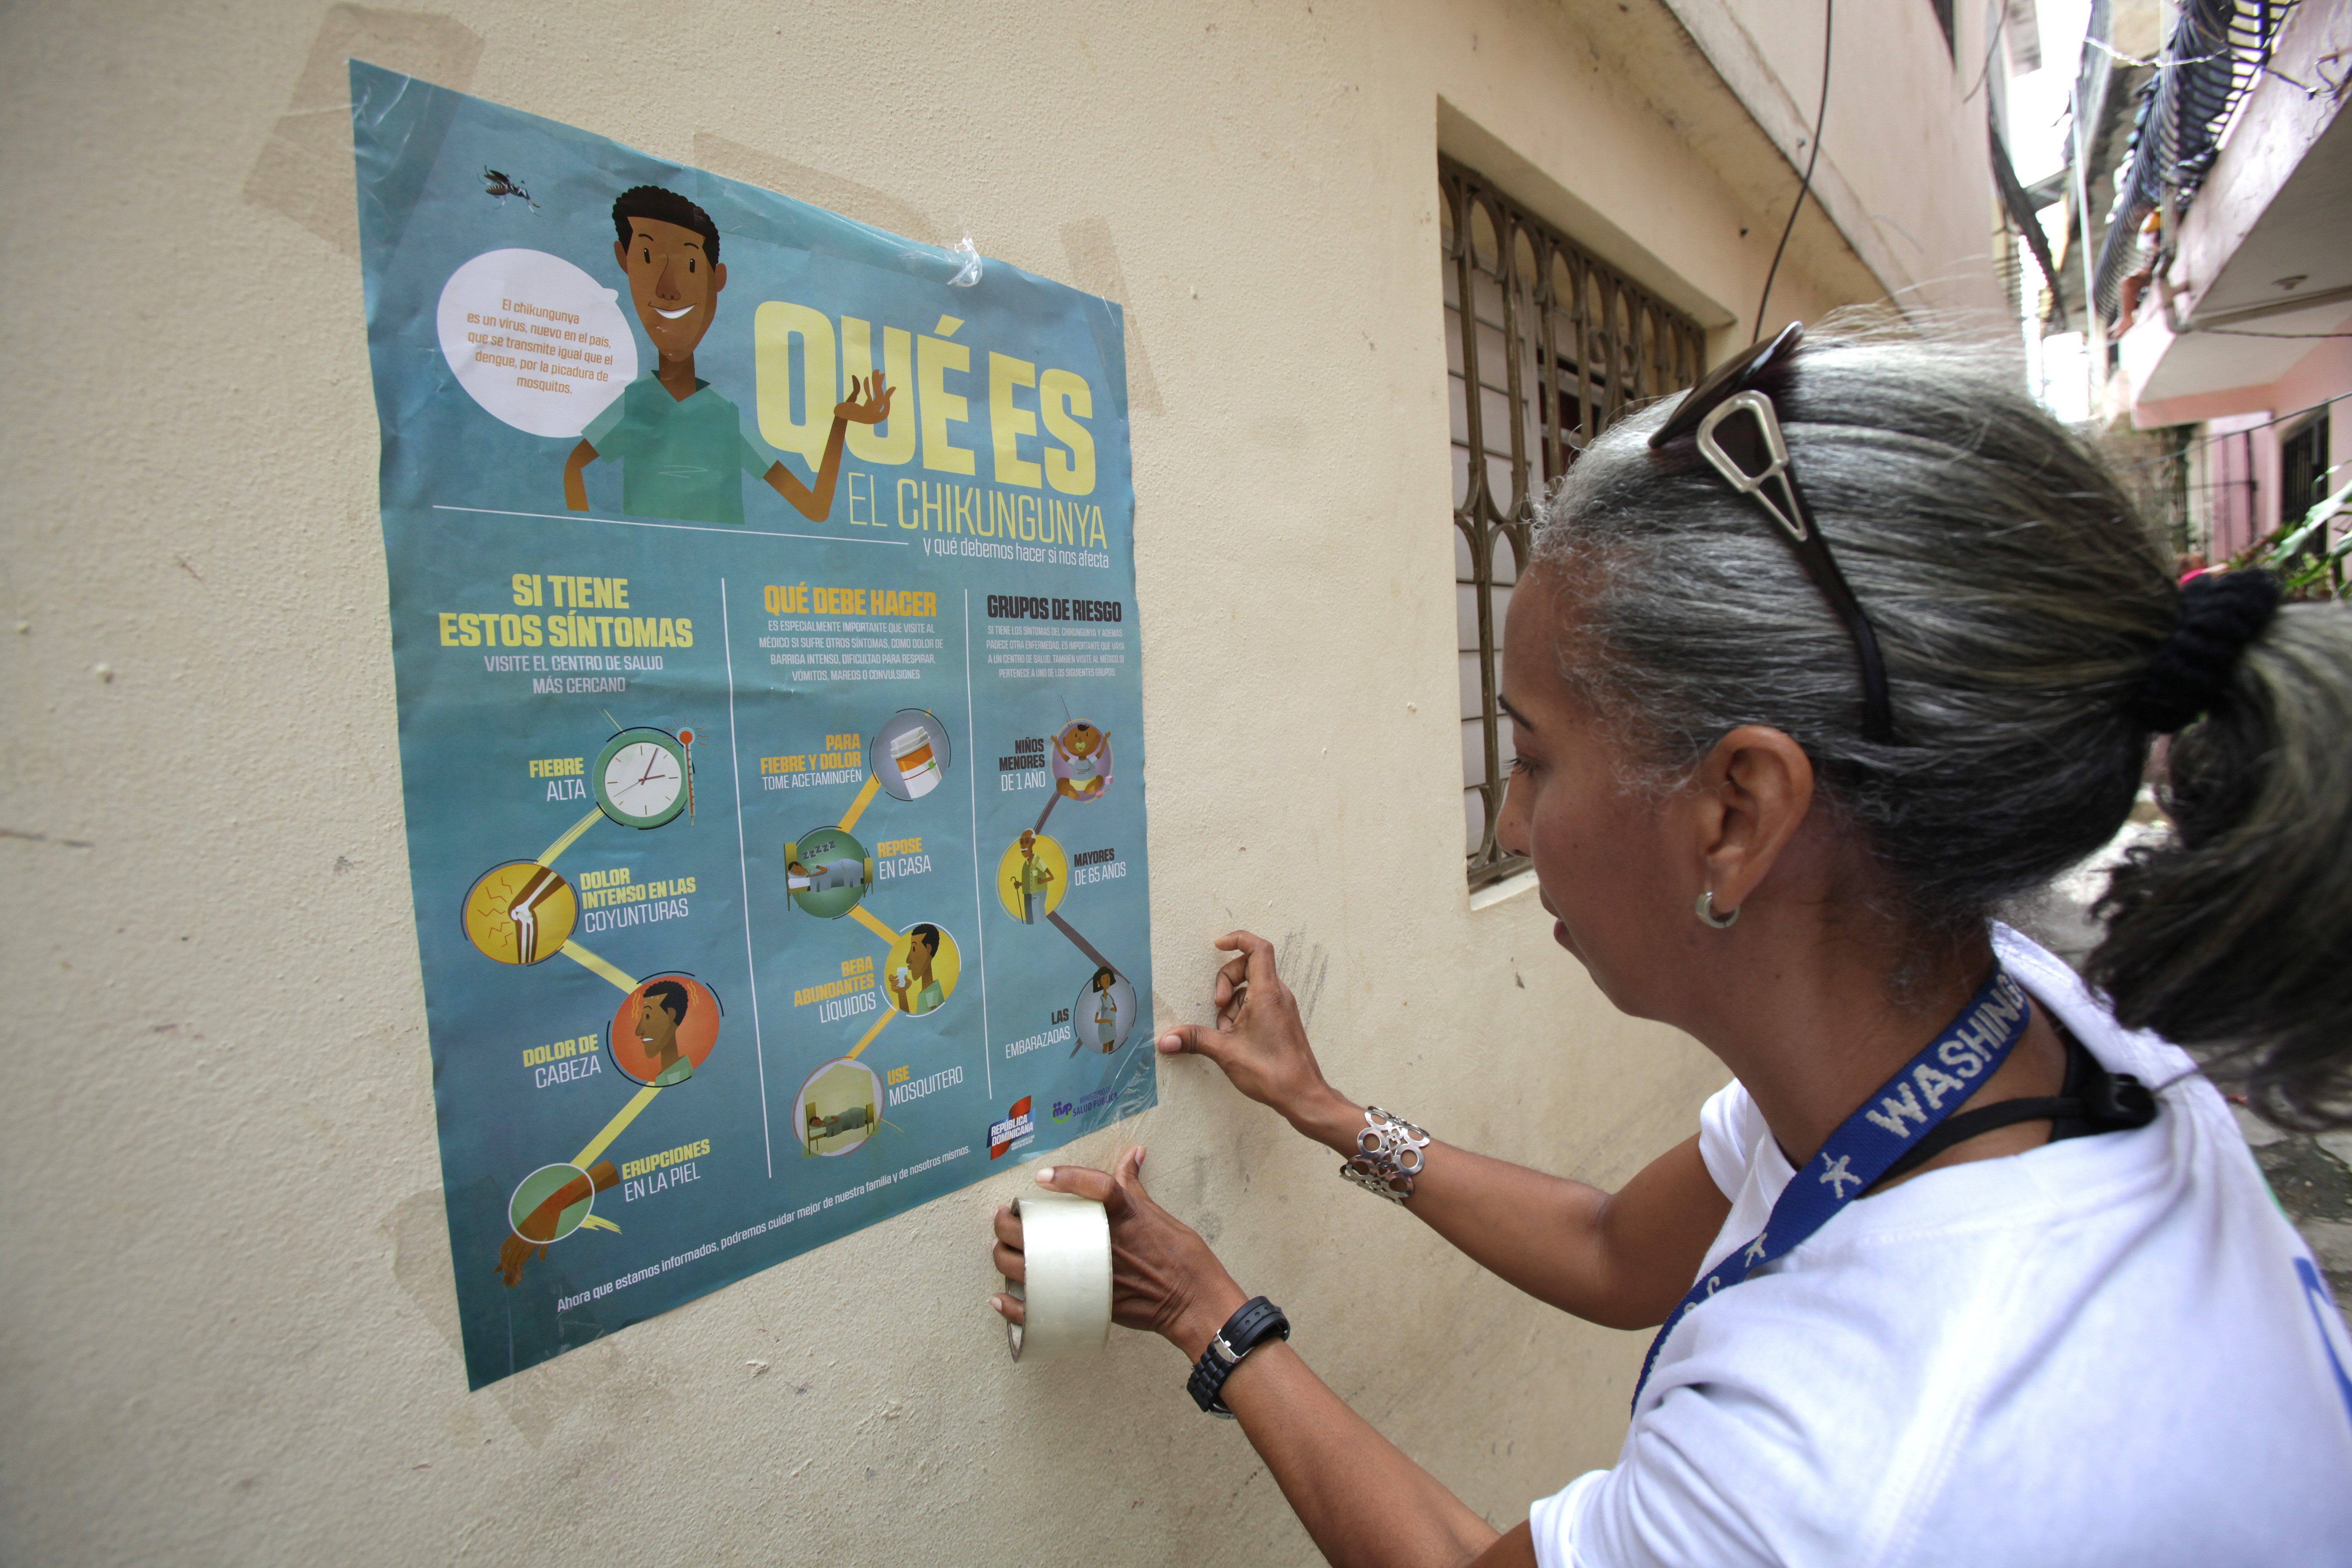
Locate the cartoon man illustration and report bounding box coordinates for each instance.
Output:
[632,978,697,1085]
[1052,722,1112,800]
[1011,830,1055,924]
[885,924,948,1015]
[564,186,892,526]
[1089,967,1122,1052]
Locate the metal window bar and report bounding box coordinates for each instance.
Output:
[1442,155,1707,890]
[2092,0,2297,325]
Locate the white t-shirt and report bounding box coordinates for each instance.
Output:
[1531,926,2352,1567]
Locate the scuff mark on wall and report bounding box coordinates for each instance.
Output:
[1276,931,1331,1026]
[0,827,95,849]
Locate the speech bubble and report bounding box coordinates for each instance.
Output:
[436,248,637,438]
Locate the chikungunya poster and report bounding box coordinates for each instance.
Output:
[352,62,1153,1387]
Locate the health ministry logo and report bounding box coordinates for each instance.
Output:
[1051,1086,1115,1126]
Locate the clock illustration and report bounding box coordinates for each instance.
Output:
[593,727,690,829]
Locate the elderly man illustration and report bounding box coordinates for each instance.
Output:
[1011,830,1055,924]
[564,186,890,525]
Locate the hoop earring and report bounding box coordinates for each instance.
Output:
[1696,891,1740,930]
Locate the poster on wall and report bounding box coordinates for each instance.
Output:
[350,61,1153,1388]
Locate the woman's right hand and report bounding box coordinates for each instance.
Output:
[991,1148,1248,1360]
[1157,931,1352,1141]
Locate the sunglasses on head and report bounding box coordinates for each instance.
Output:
[1648,322,1895,744]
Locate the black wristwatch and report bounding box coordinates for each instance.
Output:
[1186,1296,1290,1418]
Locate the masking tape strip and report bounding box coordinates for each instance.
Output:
[1006,1192,1111,1362]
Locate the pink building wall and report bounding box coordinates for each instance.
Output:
[2137,320,2352,560]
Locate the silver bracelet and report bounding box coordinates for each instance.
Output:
[1339,1106,1429,1203]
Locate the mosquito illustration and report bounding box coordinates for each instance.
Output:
[482,167,539,211]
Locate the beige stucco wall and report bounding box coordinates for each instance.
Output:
[0,2,1995,1562]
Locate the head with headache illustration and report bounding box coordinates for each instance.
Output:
[635,978,691,1067]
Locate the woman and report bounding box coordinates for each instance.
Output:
[1089,965,1122,1052]
[989,325,2352,1565]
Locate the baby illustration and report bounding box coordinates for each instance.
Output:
[1052,722,1111,800]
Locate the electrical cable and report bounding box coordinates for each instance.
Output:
[2092,0,2298,325]
[1960,9,2006,104]
[2194,325,2352,341]
[1753,0,1833,346]
[2107,390,2352,470]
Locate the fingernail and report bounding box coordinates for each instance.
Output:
[1035,1167,1055,1184]
[1158,1033,1180,1050]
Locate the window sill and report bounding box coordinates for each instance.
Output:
[1469,867,1541,910]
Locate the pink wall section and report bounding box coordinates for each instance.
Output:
[2139,324,2352,553]
[2132,318,2352,433]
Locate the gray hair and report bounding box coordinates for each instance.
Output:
[1530,318,2352,1128]
[2094,608,2352,1129]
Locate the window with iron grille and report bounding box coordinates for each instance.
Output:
[1441,155,1707,890]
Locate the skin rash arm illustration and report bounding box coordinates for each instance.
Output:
[562,186,892,523]
[497,1161,619,1287]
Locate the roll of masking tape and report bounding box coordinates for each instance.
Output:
[1006,1192,1111,1362]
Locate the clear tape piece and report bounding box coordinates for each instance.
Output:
[947,233,983,288]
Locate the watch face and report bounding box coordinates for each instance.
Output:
[593,730,687,828]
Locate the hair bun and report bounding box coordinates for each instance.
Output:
[2125,570,2283,734]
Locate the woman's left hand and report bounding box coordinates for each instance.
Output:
[990,1146,1248,1360]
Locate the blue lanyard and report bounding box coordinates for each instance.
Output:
[1632,966,2033,1411]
